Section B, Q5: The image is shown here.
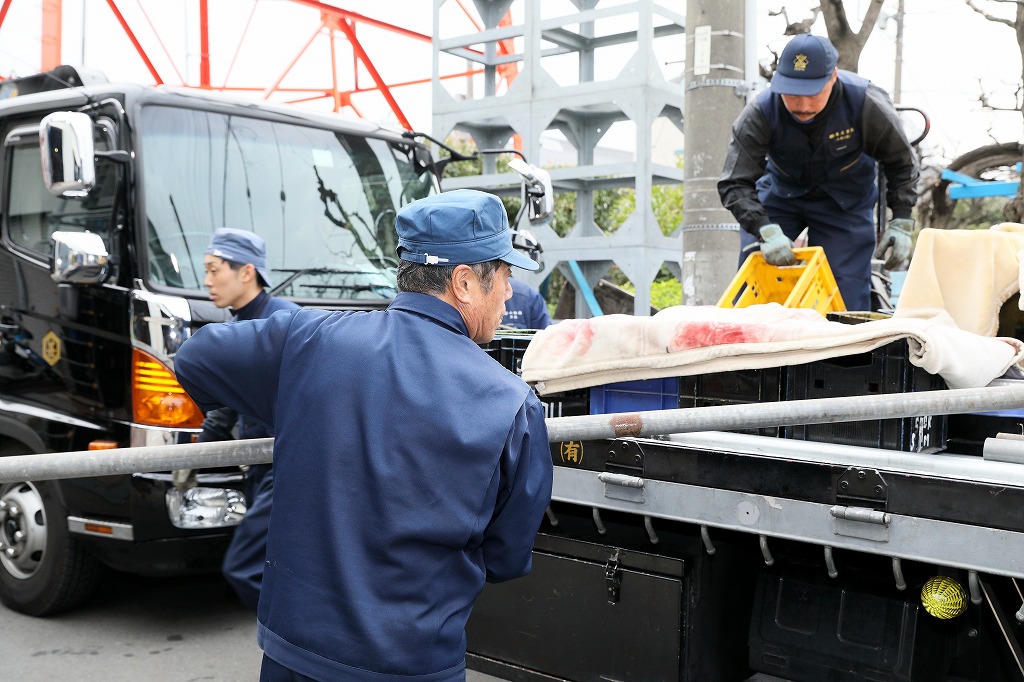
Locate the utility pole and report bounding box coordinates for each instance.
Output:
[682,0,753,305]
[893,0,905,103]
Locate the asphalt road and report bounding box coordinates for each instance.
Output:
[0,571,504,682]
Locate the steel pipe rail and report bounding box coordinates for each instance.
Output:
[3,384,1024,483]
[544,383,1024,442]
[0,438,274,484]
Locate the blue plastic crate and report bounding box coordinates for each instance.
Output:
[590,377,680,414]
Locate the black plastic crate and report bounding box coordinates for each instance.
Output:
[786,339,947,452]
[480,334,532,375]
[481,334,589,418]
[679,368,787,437]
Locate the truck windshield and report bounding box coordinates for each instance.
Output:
[140,105,436,300]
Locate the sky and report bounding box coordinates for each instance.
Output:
[0,0,1022,163]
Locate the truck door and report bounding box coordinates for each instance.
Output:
[0,117,128,447]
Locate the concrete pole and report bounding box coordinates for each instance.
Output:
[681,0,750,305]
[893,0,905,104]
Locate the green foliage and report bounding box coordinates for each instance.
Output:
[950,196,1013,230]
[438,135,483,179]
[438,135,686,314]
[619,272,683,310]
[595,188,635,232]
[652,155,685,235]
[651,278,683,309]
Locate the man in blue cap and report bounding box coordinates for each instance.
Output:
[718,34,919,310]
[196,227,298,611]
[502,227,552,329]
[174,190,553,681]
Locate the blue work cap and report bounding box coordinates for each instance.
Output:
[205,227,274,287]
[396,189,539,271]
[771,34,838,97]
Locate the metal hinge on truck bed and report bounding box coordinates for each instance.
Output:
[832,467,891,542]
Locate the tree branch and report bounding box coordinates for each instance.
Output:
[977,79,1024,110]
[857,0,886,40]
[826,0,852,35]
[965,0,1017,28]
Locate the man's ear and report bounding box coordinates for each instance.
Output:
[448,264,476,304]
[240,263,257,284]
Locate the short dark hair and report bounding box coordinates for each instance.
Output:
[397,260,501,295]
[219,257,268,288]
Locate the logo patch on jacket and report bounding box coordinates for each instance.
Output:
[828,126,855,142]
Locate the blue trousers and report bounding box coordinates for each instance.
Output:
[223,464,273,611]
[739,192,876,311]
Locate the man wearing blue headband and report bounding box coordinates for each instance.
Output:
[175,189,552,681]
[718,34,919,311]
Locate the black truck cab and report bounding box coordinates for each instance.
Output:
[0,67,438,615]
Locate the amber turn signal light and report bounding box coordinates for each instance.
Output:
[131,348,203,428]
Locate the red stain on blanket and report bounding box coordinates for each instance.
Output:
[545,319,596,356]
[668,322,772,352]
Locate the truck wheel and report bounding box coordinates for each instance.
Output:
[0,480,104,616]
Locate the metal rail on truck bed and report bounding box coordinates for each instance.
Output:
[551,431,1024,580]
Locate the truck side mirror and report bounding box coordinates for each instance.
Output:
[507,158,554,225]
[40,111,96,198]
[412,144,433,173]
[51,231,109,284]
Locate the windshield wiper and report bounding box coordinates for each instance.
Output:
[270,267,392,296]
[296,283,395,298]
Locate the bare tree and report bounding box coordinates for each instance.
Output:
[769,6,823,35]
[964,0,1024,220]
[966,0,1024,113]
[764,2,883,76]
[819,0,887,71]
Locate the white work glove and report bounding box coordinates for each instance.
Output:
[758,224,797,266]
[873,218,914,271]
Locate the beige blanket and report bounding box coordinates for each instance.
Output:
[521,303,1024,395]
[895,225,1024,336]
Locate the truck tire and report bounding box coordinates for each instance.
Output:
[0,479,104,616]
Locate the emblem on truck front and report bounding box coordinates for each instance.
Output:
[42,331,61,366]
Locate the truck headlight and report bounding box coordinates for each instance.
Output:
[166,486,246,529]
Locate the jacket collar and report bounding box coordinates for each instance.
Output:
[232,289,268,321]
[387,291,469,338]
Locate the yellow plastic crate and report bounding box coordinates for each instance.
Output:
[718,246,846,314]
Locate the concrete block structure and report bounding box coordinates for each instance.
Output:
[433,0,685,316]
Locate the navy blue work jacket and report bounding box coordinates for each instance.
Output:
[196,290,300,443]
[175,292,553,681]
[756,71,872,211]
[718,69,918,236]
[502,279,552,329]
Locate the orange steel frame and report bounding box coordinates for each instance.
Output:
[0,0,517,131]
